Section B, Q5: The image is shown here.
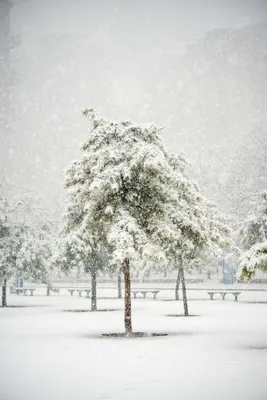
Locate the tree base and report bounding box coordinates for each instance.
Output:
[101,332,168,338]
[166,314,198,317]
[63,309,117,313]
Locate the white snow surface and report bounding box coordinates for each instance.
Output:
[1,288,267,400]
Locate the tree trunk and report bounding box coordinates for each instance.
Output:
[175,266,180,300]
[123,258,132,334]
[179,256,189,316]
[91,268,97,311]
[46,282,51,296]
[118,273,122,299]
[2,279,7,307]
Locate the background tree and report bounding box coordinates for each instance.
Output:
[239,242,267,280]
[161,155,229,315]
[237,190,267,280]
[16,220,57,296]
[0,196,26,306]
[57,232,104,311]
[238,191,267,251]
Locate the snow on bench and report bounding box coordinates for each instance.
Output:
[131,290,160,300]
[207,291,241,301]
[68,289,91,298]
[11,288,36,296]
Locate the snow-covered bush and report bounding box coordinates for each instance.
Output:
[239,242,267,280]
[238,191,267,279]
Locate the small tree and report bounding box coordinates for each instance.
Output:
[0,197,27,307]
[57,231,104,311]
[16,221,57,295]
[187,250,220,279]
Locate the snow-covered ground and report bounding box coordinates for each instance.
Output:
[1,290,267,400]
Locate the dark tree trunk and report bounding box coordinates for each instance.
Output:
[179,256,189,316]
[175,266,180,300]
[163,267,167,278]
[91,268,97,311]
[123,258,132,334]
[2,279,7,307]
[118,273,122,299]
[207,272,211,280]
[46,283,51,296]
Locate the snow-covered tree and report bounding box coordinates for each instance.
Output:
[64,109,184,334]
[16,221,57,295]
[64,109,229,329]
[57,231,104,311]
[0,197,27,307]
[239,191,267,250]
[159,155,229,314]
[239,242,267,280]
[237,191,267,279]
[187,250,220,279]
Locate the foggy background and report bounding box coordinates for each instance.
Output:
[1,0,267,219]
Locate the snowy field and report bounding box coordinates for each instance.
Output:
[1,289,267,400]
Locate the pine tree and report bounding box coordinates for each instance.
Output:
[64,109,175,334]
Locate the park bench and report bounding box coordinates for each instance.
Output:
[207,291,241,301]
[23,288,36,296]
[132,290,160,300]
[11,287,36,296]
[68,289,91,298]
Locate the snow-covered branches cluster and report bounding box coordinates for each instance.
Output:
[237,191,267,279]
[239,242,267,280]
[239,191,267,250]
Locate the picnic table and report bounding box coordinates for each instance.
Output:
[207,291,241,301]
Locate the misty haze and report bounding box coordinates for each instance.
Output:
[1,1,267,399]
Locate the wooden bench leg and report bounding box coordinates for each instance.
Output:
[221,293,226,300]
[79,291,82,297]
[133,293,137,299]
[143,293,147,299]
[234,294,239,301]
[209,294,214,300]
[153,293,157,300]
[70,291,74,296]
[86,291,90,298]
[30,290,34,296]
